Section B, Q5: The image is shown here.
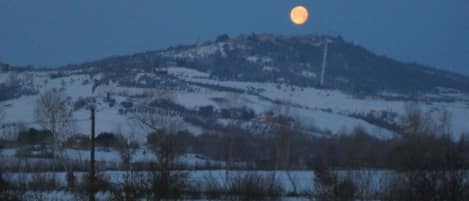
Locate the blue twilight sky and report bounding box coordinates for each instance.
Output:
[0,0,468,75]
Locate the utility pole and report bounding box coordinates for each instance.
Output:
[89,107,96,201]
[320,40,329,87]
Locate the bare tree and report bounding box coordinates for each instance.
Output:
[312,159,357,201]
[115,133,141,201]
[437,108,452,135]
[35,89,73,140]
[352,170,374,201]
[132,91,188,199]
[386,104,469,201]
[399,102,433,136]
[269,102,301,194]
[34,89,74,177]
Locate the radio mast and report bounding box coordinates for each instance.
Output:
[320,40,330,87]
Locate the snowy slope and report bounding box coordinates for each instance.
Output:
[1,67,469,142]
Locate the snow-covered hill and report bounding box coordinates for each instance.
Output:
[68,34,469,94]
[1,65,468,142]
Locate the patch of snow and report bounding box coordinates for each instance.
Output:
[167,67,210,79]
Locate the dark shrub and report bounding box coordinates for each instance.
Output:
[313,159,356,201]
[226,173,284,201]
[95,132,125,148]
[16,128,53,145]
[65,134,90,149]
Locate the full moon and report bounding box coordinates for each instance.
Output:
[290,6,309,25]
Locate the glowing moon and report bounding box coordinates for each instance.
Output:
[290,6,309,25]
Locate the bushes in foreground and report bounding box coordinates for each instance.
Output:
[202,172,284,201]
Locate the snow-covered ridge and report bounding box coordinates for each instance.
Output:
[161,42,240,59]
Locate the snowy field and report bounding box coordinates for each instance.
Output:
[0,148,227,170]
[3,169,394,195]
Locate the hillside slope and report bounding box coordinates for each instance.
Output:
[1,34,469,141]
[67,34,469,94]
